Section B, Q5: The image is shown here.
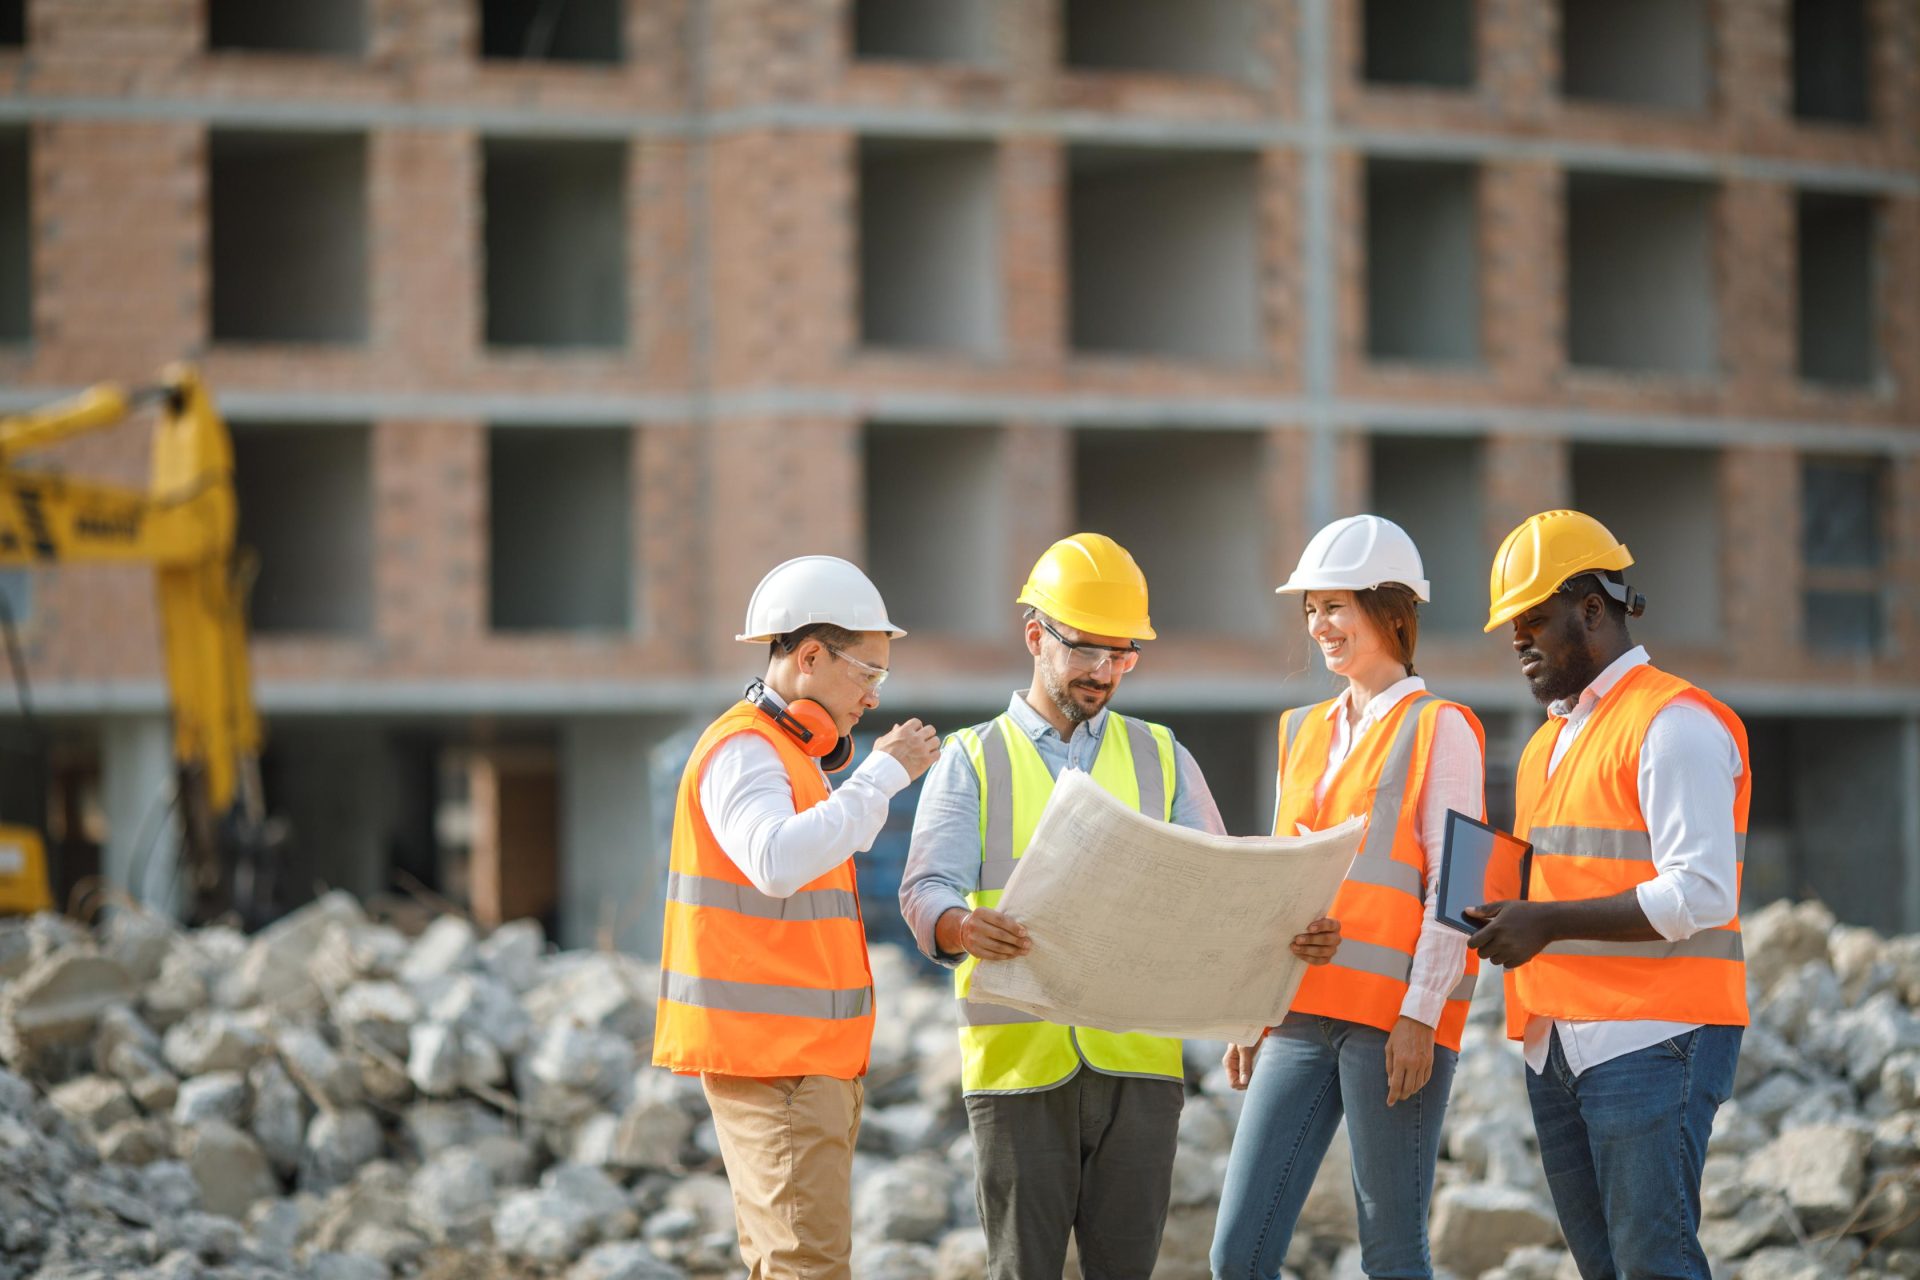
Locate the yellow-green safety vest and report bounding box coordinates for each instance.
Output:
[950,710,1186,1094]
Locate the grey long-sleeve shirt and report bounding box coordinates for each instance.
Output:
[898,692,1226,966]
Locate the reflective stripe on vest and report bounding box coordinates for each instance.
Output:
[651,703,876,1079]
[951,711,1185,1092]
[1277,691,1485,1052]
[1507,663,1751,1035]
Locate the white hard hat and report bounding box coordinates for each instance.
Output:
[736,556,906,644]
[1276,514,1431,602]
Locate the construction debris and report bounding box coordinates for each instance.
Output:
[0,895,1915,1279]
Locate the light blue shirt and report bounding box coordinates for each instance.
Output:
[898,692,1226,966]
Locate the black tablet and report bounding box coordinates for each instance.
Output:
[1435,810,1533,937]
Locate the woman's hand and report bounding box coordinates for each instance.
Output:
[1223,1040,1261,1091]
[1384,1015,1435,1107]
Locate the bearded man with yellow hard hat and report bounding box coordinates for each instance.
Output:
[898,534,1342,1280]
[1465,510,1751,1280]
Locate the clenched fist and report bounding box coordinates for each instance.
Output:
[875,718,941,781]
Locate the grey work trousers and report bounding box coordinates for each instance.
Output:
[965,1070,1185,1280]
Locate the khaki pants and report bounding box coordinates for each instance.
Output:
[703,1073,865,1280]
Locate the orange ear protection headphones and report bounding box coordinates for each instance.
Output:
[746,679,854,773]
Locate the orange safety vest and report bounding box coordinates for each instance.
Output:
[1506,663,1750,1039]
[1275,691,1485,1052]
[652,701,876,1079]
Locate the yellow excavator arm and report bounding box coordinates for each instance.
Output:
[0,365,268,921]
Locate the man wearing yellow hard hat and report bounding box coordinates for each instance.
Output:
[1466,510,1751,1280]
[898,533,1342,1280]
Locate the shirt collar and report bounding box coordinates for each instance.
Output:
[1320,674,1427,724]
[1548,645,1650,720]
[1005,691,1109,744]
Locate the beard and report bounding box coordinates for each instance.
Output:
[1523,614,1602,707]
[1043,664,1113,724]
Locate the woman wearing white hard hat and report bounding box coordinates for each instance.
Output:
[1211,515,1486,1280]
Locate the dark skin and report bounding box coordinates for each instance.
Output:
[1464,584,1666,967]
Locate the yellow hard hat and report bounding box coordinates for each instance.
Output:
[1017,533,1157,640]
[1484,510,1633,633]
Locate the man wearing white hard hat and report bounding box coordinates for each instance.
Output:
[653,556,941,1280]
[1212,515,1487,1280]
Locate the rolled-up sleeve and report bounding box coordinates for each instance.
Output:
[899,743,985,967]
[1634,698,1743,941]
[1170,741,1227,836]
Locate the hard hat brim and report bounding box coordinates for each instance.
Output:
[1275,572,1432,603]
[736,622,908,644]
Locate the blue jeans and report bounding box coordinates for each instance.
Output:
[1526,1024,1742,1280]
[1211,1015,1458,1280]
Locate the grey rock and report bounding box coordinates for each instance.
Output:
[609,1097,693,1169]
[93,1001,161,1067]
[96,1116,172,1165]
[140,1159,204,1215]
[471,1131,539,1188]
[162,1012,265,1078]
[215,892,365,1013]
[856,1158,952,1244]
[478,919,546,993]
[163,1211,242,1262]
[300,1107,384,1194]
[172,1072,249,1128]
[305,1252,390,1280]
[51,1075,138,1131]
[522,953,654,1041]
[1700,1198,1793,1261]
[398,917,478,987]
[1744,1125,1870,1232]
[426,972,532,1056]
[1737,1245,1850,1280]
[1743,900,1836,997]
[567,1240,686,1280]
[248,1056,308,1177]
[332,983,419,1058]
[492,1187,601,1264]
[275,1026,362,1109]
[179,1121,275,1219]
[408,1148,495,1243]
[934,1227,990,1280]
[1429,1184,1563,1278]
[401,1099,508,1159]
[0,950,136,1074]
[527,1022,634,1097]
[404,1022,461,1097]
[853,1241,939,1280]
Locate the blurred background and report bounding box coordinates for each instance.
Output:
[0,0,1915,957]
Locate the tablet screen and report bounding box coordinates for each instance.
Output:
[1436,811,1532,936]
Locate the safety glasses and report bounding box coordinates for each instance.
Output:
[825,645,890,692]
[1037,617,1141,675]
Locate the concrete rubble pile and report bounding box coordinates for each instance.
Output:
[0,893,1916,1280]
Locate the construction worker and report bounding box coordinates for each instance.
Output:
[1467,510,1749,1280]
[898,533,1342,1280]
[652,555,942,1280]
[1212,515,1486,1280]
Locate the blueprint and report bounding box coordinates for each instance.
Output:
[967,770,1364,1045]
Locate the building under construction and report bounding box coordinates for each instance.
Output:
[0,0,1916,949]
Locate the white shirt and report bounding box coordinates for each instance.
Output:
[1301,677,1481,1031]
[1521,646,1744,1077]
[698,688,911,899]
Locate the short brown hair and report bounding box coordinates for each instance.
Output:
[1305,585,1420,676]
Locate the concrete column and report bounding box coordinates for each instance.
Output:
[101,715,181,917]
[559,716,685,957]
